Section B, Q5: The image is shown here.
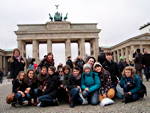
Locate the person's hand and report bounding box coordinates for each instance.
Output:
[77,86,80,89]
[21,60,25,63]
[128,92,132,95]
[25,88,31,94]
[18,91,25,97]
[85,88,89,91]
[60,84,64,88]
[65,88,68,92]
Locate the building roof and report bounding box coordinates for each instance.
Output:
[139,23,150,30]
[111,33,150,49]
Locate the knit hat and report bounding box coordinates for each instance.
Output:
[93,62,102,70]
[83,64,91,70]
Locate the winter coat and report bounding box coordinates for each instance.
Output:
[10,56,25,79]
[96,70,112,94]
[67,75,81,90]
[102,60,120,86]
[38,59,54,69]
[43,73,60,98]
[120,74,142,94]
[36,74,49,90]
[81,72,101,93]
[12,79,27,93]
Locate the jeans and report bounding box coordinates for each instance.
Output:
[144,66,150,81]
[83,90,99,105]
[15,92,25,104]
[38,94,54,107]
[70,88,82,105]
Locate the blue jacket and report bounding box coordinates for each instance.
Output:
[81,72,101,93]
[120,74,142,94]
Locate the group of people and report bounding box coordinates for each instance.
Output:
[6,48,147,108]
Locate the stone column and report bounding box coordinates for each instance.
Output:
[113,51,117,62]
[93,38,99,60]
[140,44,143,53]
[129,45,135,61]
[32,40,39,63]
[125,47,129,62]
[17,40,26,57]
[65,39,71,60]
[117,49,120,62]
[47,40,52,53]
[121,48,124,57]
[78,39,85,60]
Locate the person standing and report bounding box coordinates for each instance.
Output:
[102,52,120,88]
[9,48,25,79]
[66,56,73,69]
[142,49,150,81]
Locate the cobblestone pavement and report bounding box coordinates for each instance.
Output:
[0,79,150,113]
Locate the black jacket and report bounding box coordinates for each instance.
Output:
[102,60,120,87]
[38,59,54,69]
[142,53,150,66]
[67,75,81,91]
[44,73,60,98]
[12,79,27,93]
[37,74,49,90]
[10,56,25,79]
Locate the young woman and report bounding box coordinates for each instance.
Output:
[93,62,115,101]
[67,67,83,108]
[81,64,101,105]
[12,71,27,106]
[38,52,54,69]
[120,66,144,103]
[24,69,37,105]
[37,66,60,107]
[34,66,49,104]
[9,48,25,79]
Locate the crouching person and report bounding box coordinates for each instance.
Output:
[24,69,37,106]
[37,66,60,107]
[10,71,27,107]
[120,66,145,103]
[68,67,86,108]
[33,66,48,105]
[93,62,115,101]
[81,64,101,105]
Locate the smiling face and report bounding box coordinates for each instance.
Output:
[125,70,132,77]
[48,68,54,75]
[73,69,80,77]
[14,50,20,57]
[84,68,91,73]
[94,66,102,73]
[41,67,47,75]
[28,70,34,79]
[87,58,95,66]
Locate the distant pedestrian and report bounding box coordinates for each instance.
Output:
[0,69,4,84]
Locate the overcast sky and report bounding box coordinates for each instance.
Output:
[0,0,149,64]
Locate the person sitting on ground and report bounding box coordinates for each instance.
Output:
[37,66,60,107]
[24,69,37,106]
[120,66,145,103]
[33,66,49,104]
[57,65,70,104]
[11,71,27,107]
[93,62,115,101]
[68,67,87,108]
[81,64,101,105]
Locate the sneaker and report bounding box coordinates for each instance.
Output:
[37,102,41,107]
[82,98,88,105]
[53,98,59,106]
[69,101,75,108]
[11,102,16,107]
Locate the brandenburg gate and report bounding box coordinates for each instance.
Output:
[15,8,100,63]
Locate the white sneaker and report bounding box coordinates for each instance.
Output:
[37,102,41,107]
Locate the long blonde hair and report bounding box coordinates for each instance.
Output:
[122,66,136,78]
[17,71,26,80]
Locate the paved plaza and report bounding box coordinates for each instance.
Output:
[0,79,150,113]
